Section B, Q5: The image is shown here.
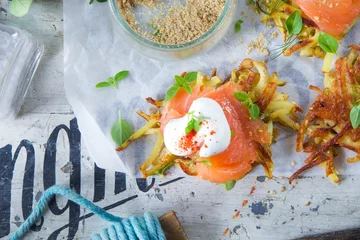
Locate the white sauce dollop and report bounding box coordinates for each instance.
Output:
[164,97,231,157]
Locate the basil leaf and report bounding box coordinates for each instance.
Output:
[96,82,111,88]
[350,106,360,129]
[285,10,303,35]
[89,0,95,4]
[249,104,260,120]
[97,0,108,2]
[111,111,133,146]
[9,0,33,17]
[231,130,235,137]
[193,120,201,132]
[243,99,251,107]
[165,85,180,101]
[185,119,195,134]
[175,75,186,85]
[234,19,243,33]
[115,70,129,82]
[318,33,338,54]
[183,84,192,94]
[224,180,236,191]
[184,72,198,82]
[108,77,118,89]
[234,92,249,102]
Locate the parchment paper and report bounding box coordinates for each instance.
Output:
[64,0,360,177]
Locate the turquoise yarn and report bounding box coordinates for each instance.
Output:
[10,185,166,240]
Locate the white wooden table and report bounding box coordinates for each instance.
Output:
[0,1,360,239]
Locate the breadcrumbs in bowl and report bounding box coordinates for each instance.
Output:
[109,0,237,60]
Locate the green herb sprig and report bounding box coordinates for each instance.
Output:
[165,72,198,101]
[89,0,107,4]
[96,70,129,89]
[234,92,260,120]
[111,110,133,147]
[318,32,338,54]
[185,111,207,134]
[234,19,244,33]
[269,10,303,60]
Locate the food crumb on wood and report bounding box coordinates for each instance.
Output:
[305,201,311,206]
[242,199,249,207]
[222,227,230,236]
[278,176,284,180]
[291,160,296,166]
[280,186,286,192]
[232,210,240,219]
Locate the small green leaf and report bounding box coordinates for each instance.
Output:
[184,72,198,82]
[9,0,33,17]
[183,84,192,94]
[231,130,235,137]
[243,99,252,107]
[185,119,195,134]
[165,85,180,101]
[350,106,360,129]
[96,82,111,88]
[175,75,186,85]
[193,120,202,132]
[285,10,303,35]
[318,33,338,54]
[107,77,117,89]
[249,104,260,120]
[97,0,108,2]
[111,111,133,146]
[234,92,249,102]
[224,180,236,191]
[89,0,95,4]
[234,19,243,33]
[115,71,129,82]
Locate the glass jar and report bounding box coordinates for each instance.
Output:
[109,0,237,61]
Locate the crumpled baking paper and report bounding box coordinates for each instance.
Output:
[64,0,360,177]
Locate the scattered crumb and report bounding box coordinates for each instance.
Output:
[223,227,230,236]
[242,200,249,207]
[305,201,311,206]
[270,31,278,39]
[241,11,248,19]
[239,39,243,44]
[280,186,286,192]
[269,190,277,195]
[291,160,296,167]
[265,177,270,181]
[278,176,284,180]
[293,182,298,187]
[231,61,236,64]
[250,186,256,195]
[232,210,240,219]
[246,32,269,55]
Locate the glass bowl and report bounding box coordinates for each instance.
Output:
[109,0,237,61]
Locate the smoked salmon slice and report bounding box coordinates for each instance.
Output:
[160,81,271,183]
[296,0,360,36]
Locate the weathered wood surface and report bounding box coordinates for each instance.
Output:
[0,1,360,240]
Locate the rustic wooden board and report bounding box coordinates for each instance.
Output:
[0,1,360,240]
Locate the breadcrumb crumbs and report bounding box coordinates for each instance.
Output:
[246,33,269,56]
[280,186,286,192]
[305,201,311,206]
